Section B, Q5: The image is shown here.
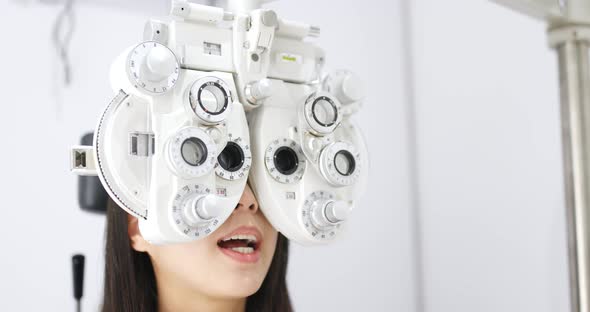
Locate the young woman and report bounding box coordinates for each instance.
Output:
[101,183,293,312]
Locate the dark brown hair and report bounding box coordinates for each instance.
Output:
[102,197,293,312]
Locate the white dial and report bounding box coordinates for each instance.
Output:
[323,70,364,103]
[167,127,218,178]
[319,141,361,186]
[264,138,306,184]
[215,134,252,181]
[189,77,233,124]
[301,191,347,241]
[182,194,221,225]
[303,92,342,136]
[171,184,223,238]
[127,41,179,94]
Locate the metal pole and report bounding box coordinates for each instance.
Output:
[552,28,590,312]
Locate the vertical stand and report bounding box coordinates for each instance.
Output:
[490,1,590,311]
[549,25,590,312]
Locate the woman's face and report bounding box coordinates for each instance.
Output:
[129,184,278,299]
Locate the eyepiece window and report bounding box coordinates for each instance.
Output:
[334,150,356,176]
[312,96,338,127]
[274,146,299,176]
[181,137,208,167]
[198,83,227,115]
[264,138,306,184]
[218,142,245,172]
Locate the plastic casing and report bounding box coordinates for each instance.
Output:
[96,44,249,243]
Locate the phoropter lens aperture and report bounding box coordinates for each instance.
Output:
[181,137,208,167]
[334,150,356,176]
[218,142,245,172]
[274,146,299,176]
[312,96,338,127]
[198,83,228,115]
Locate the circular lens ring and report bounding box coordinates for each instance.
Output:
[312,96,338,127]
[273,146,299,176]
[218,142,245,172]
[303,92,343,136]
[333,150,356,176]
[181,137,208,167]
[196,81,229,116]
[264,138,306,184]
[188,77,233,124]
[168,127,218,178]
[319,141,361,186]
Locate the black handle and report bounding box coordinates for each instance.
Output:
[72,254,85,301]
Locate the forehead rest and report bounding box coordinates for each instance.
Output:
[78,132,108,214]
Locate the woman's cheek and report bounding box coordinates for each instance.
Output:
[264,232,278,266]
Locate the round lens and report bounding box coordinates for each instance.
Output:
[312,97,338,127]
[218,142,245,172]
[274,146,299,175]
[334,150,356,176]
[199,84,227,114]
[181,137,208,166]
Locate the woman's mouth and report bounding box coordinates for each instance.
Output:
[217,228,262,263]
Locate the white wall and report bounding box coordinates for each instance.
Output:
[0,1,410,311]
[409,0,571,311]
[0,2,155,311]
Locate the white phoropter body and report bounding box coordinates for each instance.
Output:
[92,40,251,244]
[70,0,369,246]
[248,79,368,244]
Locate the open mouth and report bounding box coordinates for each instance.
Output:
[217,234,260,255]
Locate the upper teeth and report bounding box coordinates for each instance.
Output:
[222,234,257,243]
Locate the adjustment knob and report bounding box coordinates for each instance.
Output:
[325,201,350,223]
[127,41,179,94]
[311,199,350,229]
[261,10,278,27]
[245,79,273,105]
[144,45,177,82]
[182,194,221,226]
[323,70,364,104]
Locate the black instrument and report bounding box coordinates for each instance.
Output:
[72,254,85,312]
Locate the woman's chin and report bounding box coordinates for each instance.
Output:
[216,273,265,298]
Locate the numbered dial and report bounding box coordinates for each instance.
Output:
[319,141,361,186]
[302,191,347,241]
[127,41,179,94]
[167,127,218,178]
[172,184,223,238]
[265,138,306,184]
[303,92,343,136]
[215,135,252,181]
[323,70,364,103]
[189,77,233,124]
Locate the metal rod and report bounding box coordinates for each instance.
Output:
[555,38,590,312]
[399,1,425,311]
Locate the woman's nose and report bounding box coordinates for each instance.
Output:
[235,192,259,213]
